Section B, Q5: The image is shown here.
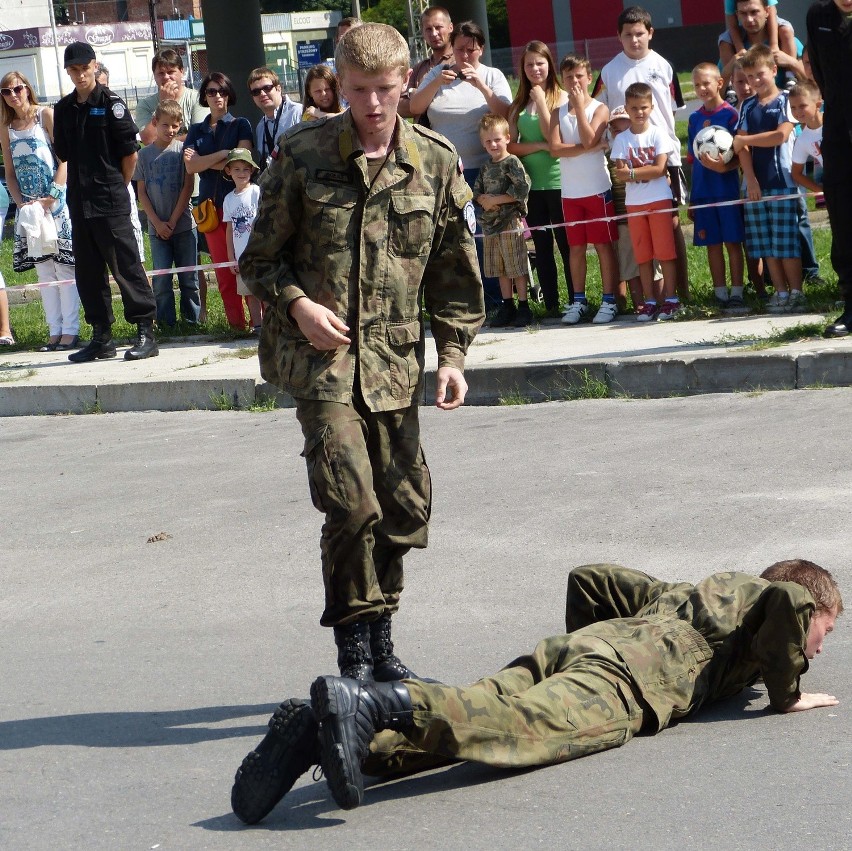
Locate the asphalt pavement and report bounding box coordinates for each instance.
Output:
[1,392,850,850]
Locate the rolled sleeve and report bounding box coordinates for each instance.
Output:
[748,583,814,712]
[424,161,484,370]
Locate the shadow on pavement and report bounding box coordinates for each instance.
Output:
[195,759,530,833]
[0,703,277,749]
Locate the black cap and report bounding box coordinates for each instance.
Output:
[64,41,97,68]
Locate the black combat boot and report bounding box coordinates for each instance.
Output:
[231,698,320,824]
[67,324,116,363]
[824,285,852,338]
[334,621,373,680]
[369,613,418,681]
[124,321,159,360]
[310,676,413,810]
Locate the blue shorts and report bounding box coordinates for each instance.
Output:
[743,189,800,259]
[692,198,745,246]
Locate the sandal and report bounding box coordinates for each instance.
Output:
[56,335,80,351]
[0,335,15,346]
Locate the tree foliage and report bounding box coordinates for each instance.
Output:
[362,0,410,38]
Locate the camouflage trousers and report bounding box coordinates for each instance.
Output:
[565,563,693,633]
[364,631,647,774]
[296,394,431,628]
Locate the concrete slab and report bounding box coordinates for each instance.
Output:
[1,313,851,415]
[797,349,852,388]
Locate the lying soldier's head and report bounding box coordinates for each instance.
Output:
[761,559,842,658]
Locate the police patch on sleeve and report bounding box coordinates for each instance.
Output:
[112,102,126,119]
[463,201,476,235]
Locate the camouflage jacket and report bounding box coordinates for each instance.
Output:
[240,111,484,411]
[472,154,530,236]
[566,566,816,728]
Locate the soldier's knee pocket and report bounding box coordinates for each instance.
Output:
[302,424,343,514]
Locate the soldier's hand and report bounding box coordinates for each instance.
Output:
[435,366,467,410]
[289,297,351,350]
[784,692,839,712]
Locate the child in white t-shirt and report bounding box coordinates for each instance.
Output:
[789,80,823,197]
[223,148,263,333]
[549,55,619,325]
[609,82,678,321]
[593,5,688,300]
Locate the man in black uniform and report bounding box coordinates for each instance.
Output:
[807,0,852,337]
[53,41,158,361]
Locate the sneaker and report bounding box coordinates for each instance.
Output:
[788,290,807,311]
[636,303,658,322]
[803,273,826,287]
[490,301,517,328]
[592,301,618,324]
[513,302,534,327]
[562,301,590,325]
[724,295,750,313]
[767,292,791,313]
[714,295,730,309]
[231,698,320,824]
[656,301,680,321]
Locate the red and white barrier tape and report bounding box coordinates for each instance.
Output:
[9,190,820,292]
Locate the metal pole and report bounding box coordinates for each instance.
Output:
[47,0,66,97]
[148,0,160,54]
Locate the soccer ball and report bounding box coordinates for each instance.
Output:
[693,125,735,164]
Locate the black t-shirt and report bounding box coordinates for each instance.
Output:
[53,83,139,217]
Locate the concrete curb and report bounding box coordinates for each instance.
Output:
[461,348,852,404]
[5,348,847,417]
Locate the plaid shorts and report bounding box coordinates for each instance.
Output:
[743,189,800,258]
[484,225,528,278]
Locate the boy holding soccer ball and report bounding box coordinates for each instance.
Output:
[688,63,746,309]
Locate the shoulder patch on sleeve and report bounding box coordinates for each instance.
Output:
[111,101,126,119]
[463,201,476,234]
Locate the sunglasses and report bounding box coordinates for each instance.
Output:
[1,84,25,97]
[250,83,276,96]
[205,87,227,98]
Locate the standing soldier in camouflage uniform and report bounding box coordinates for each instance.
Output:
[239,25,484,685]
[231,559,841,822]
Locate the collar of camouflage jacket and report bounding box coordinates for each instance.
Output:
[337,113,423,173]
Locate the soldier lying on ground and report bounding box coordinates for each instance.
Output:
[231,559,842,822]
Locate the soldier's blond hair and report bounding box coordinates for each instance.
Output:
[335,22,410,78]
[760,559,844,615]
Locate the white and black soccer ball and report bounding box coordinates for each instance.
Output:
[693,125,735,164]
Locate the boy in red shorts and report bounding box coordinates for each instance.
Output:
[610,82,679,320]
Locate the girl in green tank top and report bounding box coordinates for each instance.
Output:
[508,42,573,311]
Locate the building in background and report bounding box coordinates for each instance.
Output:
[0,10,341,102]
[0,21,156,100]
[504,0,811,72]
[53,0,202,25]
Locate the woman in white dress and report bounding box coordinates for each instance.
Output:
[1,71,80,350]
